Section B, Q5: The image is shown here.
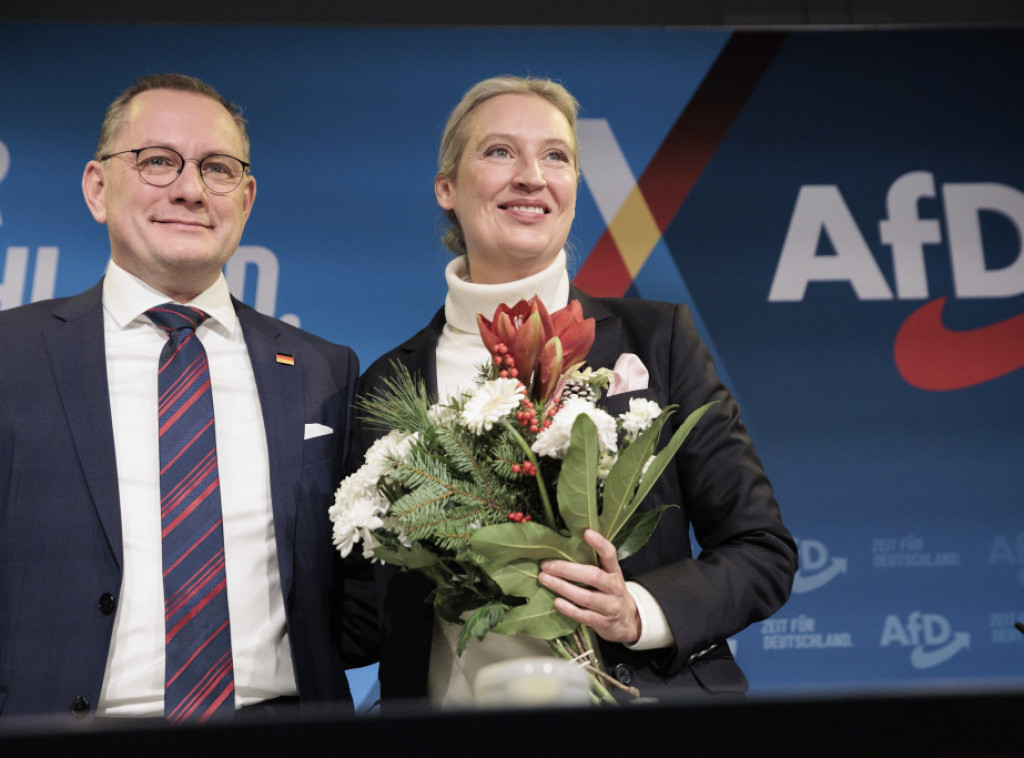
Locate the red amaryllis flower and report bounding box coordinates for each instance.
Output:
[477,297,595,405]
[537,299,594,402]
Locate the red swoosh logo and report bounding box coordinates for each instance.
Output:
[894,296,1024,391]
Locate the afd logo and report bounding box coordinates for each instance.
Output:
[792,538,847,594]
[768,171,1024,391]
[880,611,970,669]
[989,531,1024,586]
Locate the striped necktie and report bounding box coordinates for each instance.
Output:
[147,303,235,723]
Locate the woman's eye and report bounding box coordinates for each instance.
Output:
[486,146,511,158]
[546,150,570,163]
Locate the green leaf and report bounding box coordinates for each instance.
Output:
[612,504,678,561]
[600,401,717,542]
[557,413,601,535]
[456,603,507,655]
[628,402,717,517]
[491,579,579,639]
[370,542,441,569]
[487,560,542,597]
[470,522,592,564]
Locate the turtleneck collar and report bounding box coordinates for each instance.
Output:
[443,249,570,333]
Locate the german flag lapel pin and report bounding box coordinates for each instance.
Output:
[276,353,295,366]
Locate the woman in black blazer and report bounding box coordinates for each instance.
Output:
[358,75,797,707]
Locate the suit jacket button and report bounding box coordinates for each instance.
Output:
[613,663,633,686]
[98,593,117,615]
[70,696,90,715]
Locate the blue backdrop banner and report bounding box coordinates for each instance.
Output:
[1,23,1022,709]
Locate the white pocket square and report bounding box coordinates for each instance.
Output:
[304,423,333,440]
[607,353,649,396]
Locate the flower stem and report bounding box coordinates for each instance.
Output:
[549,632,621,704]
[502,419,557,528]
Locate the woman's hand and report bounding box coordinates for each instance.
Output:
[538,528,642,645]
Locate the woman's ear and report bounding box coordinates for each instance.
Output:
[435,174,456,211]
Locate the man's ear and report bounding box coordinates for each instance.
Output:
[240,174,257,222]
[82,161,108,223]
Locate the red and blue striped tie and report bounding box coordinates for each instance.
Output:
[147,303,235,723]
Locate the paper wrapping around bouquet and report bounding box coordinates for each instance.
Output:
[474,657,592,708]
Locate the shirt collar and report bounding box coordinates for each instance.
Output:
[443,249,570,334]
[102,259,238,337]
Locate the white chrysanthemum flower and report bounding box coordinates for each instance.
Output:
[597,452,618,482]
[460,377,525,435]
[329,489,387,558]
[531,397,619,459]
[619,398,663,441]
[428,402,458,425]
[364,429,418,480]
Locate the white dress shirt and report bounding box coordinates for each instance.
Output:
[428,251,673,706]
[96,260,296,717]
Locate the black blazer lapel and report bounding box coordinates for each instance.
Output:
[237,301,304,598]
[43,282,123,567]
[392,307,445,399]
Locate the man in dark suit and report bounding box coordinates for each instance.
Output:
[0,73,375,722]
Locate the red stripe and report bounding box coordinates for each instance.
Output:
[166,576,228,641]
[161,451,218,524]
[165,619,231,688]
[167,652,233,723]
[573,32,788,297]
[160,418,215,476]
[164,551,225,620]
[161,448,217,511]
[163,520,222,577]
[159,375,212,435]
[572,230,636,298]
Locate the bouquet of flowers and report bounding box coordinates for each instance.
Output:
[330,297,714,703]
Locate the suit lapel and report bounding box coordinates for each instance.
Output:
[396,307,445,398]
[236,302,303,597]
[43,282,124,567]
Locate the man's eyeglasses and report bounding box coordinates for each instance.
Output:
[99,146,250,194]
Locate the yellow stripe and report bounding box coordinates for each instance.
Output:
[606,184,661,278]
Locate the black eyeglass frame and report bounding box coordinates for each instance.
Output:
[99,146,251,194]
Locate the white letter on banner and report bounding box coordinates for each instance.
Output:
[0,138,10,226]
[0,246,28,310]
[225,245,279,317]
[798,539,829,572]
[943,182,1024,298]
[768,185,893,301]
[879,171,942,299]
[922,613,952,646]
[880,615,910,647]
[30,246,58,302]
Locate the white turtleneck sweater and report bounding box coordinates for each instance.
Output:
[427,250,673,707]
